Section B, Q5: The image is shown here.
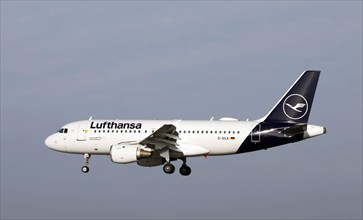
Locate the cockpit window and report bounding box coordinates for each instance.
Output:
[58,128,68,133]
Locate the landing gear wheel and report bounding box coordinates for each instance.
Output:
[163,163,175,174]
[81,166,89,173]
[81,154,91,173]
[179,165,192,176]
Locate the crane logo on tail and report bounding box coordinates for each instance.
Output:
[283,94,308,120]
[285,103,306,112]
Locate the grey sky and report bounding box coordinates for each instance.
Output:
[1,1,362,219]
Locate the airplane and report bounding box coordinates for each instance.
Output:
[45,70,326,176]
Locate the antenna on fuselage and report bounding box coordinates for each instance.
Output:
[89,116,93,120]
[210,117,214,121]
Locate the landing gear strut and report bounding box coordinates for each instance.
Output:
[81,153,91,173]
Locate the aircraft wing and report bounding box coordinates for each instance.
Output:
[139,124,180,150]
[139,124,209,157]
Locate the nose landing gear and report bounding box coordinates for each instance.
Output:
[81,153,91,173]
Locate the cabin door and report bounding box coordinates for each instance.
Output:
[77,124,87,141]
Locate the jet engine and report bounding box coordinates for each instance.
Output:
[110,144,152,164]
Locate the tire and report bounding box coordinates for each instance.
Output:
[163,163,175,174]
[81,166,89,173]
[179,165,192,176]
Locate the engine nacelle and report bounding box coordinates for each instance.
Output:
[110,144,152,164]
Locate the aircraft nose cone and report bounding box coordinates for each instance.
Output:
[45,134,59,151]
[45,136,52,148]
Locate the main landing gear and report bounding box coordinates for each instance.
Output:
[179,164,192,176]
[81,153,91,173]
[163,163,175,174]
[163,158,192,176]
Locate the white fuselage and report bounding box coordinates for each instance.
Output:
[45,119,259,156]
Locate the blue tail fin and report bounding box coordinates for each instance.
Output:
[261,70,320,124]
